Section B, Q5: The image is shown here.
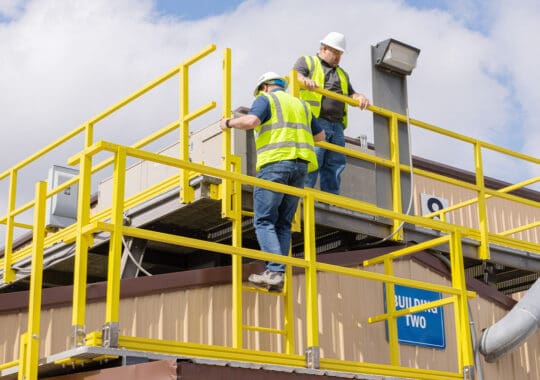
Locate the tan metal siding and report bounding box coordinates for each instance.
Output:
[1,261,539,378]
[414,175,540,243]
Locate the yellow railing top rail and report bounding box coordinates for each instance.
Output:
[293,70,540,176]
[0,44,216,182]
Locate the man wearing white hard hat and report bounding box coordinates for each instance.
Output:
[221,72,325,291]
[293,32,370,195]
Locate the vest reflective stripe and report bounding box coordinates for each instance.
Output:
[254,91,318,173]
[257,94,312,136]
[257,141,315,154]
[258,122,312,135]
[300,55,349,127]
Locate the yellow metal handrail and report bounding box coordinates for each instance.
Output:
[0,44,218,287]
[289,69,540,258]
[69,139,475,379]
[1,45,538,380]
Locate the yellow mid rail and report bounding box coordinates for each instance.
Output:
[0,44,539,380]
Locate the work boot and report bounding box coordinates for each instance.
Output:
[248,270,284,290]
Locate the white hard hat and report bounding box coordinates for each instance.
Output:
[253,71,288,96]
[320,32,346,52]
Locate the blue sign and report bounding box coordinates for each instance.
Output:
[384,284,446,349]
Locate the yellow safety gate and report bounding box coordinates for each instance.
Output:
[0,45,539,380]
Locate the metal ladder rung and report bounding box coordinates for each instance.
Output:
[242,325,285,335]
[242,285,285,296]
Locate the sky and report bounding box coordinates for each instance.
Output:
[1,0,539,217]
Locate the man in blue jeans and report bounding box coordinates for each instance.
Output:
[293,32,370,194]
[221,72,325,291]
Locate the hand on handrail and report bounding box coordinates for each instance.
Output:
[296,78,370,110]
[352,93,370,110]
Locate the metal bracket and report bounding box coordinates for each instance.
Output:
[305,346,320,369]
[71,325,86,348]
[102,322,119,348]
[463,365,475,380]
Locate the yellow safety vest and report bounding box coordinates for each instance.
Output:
[299,55,349,127]
[254,91,318,173]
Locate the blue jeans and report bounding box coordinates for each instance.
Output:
[254,160,308,272]
[305,118,346,195]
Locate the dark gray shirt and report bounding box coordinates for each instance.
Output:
[293,55,356,122]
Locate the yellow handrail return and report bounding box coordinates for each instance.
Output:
[1,45,539,380]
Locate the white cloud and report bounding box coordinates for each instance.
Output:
[490,0,540,182]
[1,0,539,215]
[0,0,25,19]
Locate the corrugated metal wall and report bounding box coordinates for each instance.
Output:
[414,175,540,243]
[1,260,539,379]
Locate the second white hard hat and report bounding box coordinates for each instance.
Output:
[253,72,288,96]
[320,32,346,52]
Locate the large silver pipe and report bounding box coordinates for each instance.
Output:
[479,278,540,362]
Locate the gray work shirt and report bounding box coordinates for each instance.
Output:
[293,55,355,122]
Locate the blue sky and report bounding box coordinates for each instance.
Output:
[154,0,245,20]
[156,0,453,22]
[0,0,539,207]
[154,0,494,34]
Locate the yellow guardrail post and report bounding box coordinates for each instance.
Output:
[20,181,47,380]
[384,258,400,365]
[283,250,295,355]
[288,69,302,235]
[17,333,28,380]
[291,202,302,233]
[230,154,243,349]
[179,44,217,204]
[474,142,490,260]
[220,47,243,348]
[179,62,194,204]
[2,169,18,284]
[289,69,300,98]
[303,192,319,368]
[229,154,243,349]
[284,185,298,353]
[221,47,233,220]
[71,144,93,347]
[84,122,94,148]
[450,230,474,375]
[103,147,127,348]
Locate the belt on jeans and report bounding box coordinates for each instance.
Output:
[259,158,309,170]
[287,158,309,164]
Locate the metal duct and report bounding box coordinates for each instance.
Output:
[479,277,540,362]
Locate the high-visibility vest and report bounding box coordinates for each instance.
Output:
[254,91,318,173]
[299,55,349,127]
